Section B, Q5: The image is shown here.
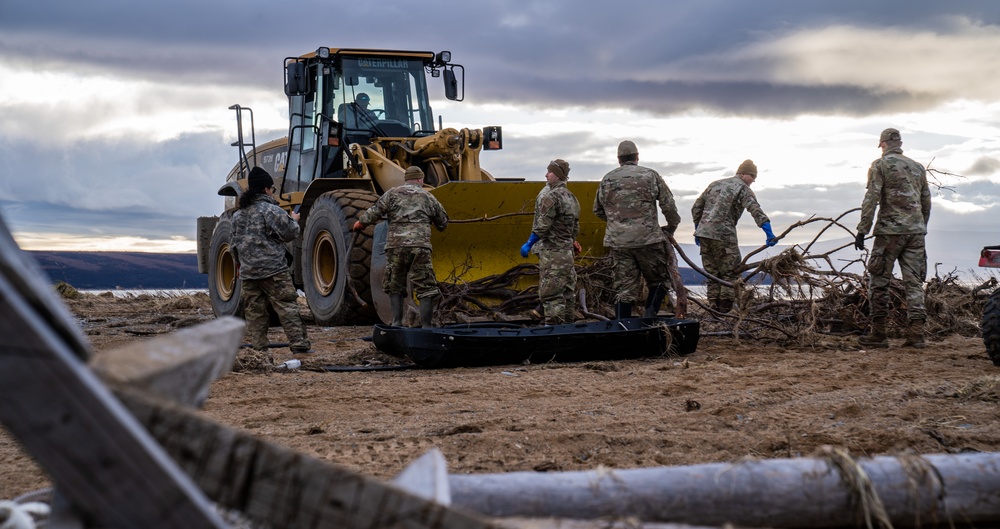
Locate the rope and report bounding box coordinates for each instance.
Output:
[0,499,50,529]
[817,446,893,529]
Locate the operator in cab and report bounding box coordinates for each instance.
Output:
[342,92,379,130]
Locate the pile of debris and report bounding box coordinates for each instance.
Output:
[437,210,995,344]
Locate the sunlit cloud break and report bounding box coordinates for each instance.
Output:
[13,232,195,253]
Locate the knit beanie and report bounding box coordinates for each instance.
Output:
[404,166,424,181]
[617,140,639,157]
[736,159,757,176]
[547,159,570,181]
[248,166,274,190]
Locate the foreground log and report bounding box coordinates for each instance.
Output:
[0,217,228,528]
[117,387,507,529]
[449,451,1000,528]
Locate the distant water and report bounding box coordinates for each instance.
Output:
[80,289,208,298]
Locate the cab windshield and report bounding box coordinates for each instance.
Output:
[330,56,435,137]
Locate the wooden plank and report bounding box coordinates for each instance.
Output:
[90,317,245,407]
[116,387,507,529]
[0,218,227,528]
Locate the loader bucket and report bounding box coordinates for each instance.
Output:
[428,181,606,288]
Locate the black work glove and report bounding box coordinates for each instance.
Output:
[854,233,865,251]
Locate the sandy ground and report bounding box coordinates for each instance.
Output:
[2,292,999,501]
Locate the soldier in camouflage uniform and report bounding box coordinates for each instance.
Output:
[231,166,311,353]
[855,128,931,349]
[353,166,448,327]
[520,159,581,324]
[594,140,681,319]
[691,159,777,312]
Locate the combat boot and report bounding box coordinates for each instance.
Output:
[902,319,926,349]
[857,317,889,349]
[418,296,437,328]
[643,284,668,318]
[614,302,633,319]
[389,294,405,327]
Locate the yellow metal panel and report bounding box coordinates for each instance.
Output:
[429,181,606,285]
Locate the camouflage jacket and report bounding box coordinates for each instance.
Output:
[692,176,769,244]
[857,147,931,236]
[593,163,681,248]
[359,182,448,249]
[532,181,580,253]
[231,195,299,280]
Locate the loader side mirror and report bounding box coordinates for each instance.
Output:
[444,68,458,101]
[285,62,307,96]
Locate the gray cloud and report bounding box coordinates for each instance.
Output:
[1,199,196,241]
[0,133,232,220]
[3,2,1000,116]
[471,76,939,118]
[966,156,1000,177]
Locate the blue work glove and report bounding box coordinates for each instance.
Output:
[520,232,540,258]
[694,224,700,247]
[761,222,778,247]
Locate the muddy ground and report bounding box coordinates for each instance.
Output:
[2,292,999,500]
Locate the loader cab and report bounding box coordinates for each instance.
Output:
[283,48,461,191]
[332,57,434,139]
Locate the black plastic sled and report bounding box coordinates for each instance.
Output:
[371,316,700,369]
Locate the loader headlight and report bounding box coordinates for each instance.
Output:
[317,47,330,59]
[436,51,451,64]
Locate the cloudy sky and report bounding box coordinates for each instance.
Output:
[1,1,999,277]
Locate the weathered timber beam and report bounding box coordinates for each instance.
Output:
[90,317,244,408]
[116,387,510,529]
[449,453,1000,528]
[0,218,228,528]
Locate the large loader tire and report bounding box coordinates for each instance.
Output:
[207,213,243,318]
[302,190,378,325]
[982,289,1000,366]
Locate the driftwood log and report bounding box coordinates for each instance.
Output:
[449,451,1000,528]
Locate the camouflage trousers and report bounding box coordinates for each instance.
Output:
[383,247,440,299]
[867,233,927,320]
[241,270,310,351]
[538,248,577,324]
[610,242,670,305]
[699,238,741,302]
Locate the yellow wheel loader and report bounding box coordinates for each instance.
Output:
[196,48,605,325]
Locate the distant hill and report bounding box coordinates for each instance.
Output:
[28,251,207,290]
[676,267,703,285]
[26,251,707,290]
